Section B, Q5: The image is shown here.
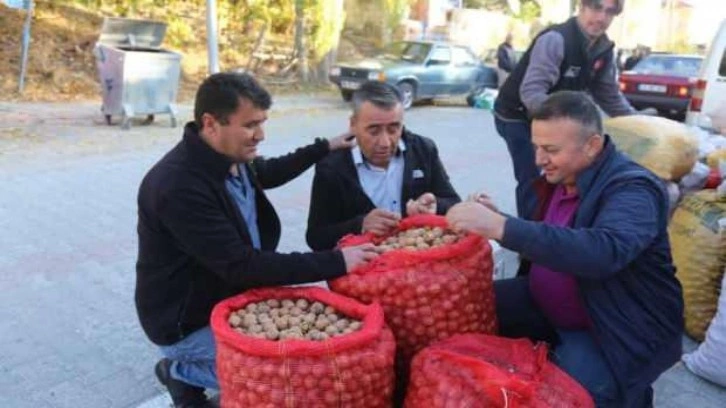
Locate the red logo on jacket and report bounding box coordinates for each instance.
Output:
[593,59,605,71]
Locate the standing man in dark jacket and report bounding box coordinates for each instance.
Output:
[448,91,683,407]
[495,0,636,216]
[135,72,377,408]
[306,81,460,250]
[496,33,517,87]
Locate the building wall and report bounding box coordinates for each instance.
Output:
[608,0,663,49]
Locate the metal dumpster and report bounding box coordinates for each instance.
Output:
[94,17,181,129]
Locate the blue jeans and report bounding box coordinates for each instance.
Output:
[553,330,654,407]
[553,329,620,407]
[159,326,219,390]
[494,116,538,217]
[495,278,654,407]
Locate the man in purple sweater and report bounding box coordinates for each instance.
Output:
[494,0,635,217]
[448,91,683,407]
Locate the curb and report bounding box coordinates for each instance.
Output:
[0,94,346,129]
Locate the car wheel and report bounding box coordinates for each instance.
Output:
[341,90,353,102]
[397,81,415,110]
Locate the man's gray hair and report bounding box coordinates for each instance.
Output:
[581,0,624,15]
[351,81,403,114]
[530,91,603,142]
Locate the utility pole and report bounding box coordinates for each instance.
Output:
[19,0,33,93]
[206,0,220,74]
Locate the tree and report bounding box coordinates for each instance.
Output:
[381,0,411,45]
[310,0,345,82]
[463,0,508,10]
[294,0,309,82]
[463,0,542,17]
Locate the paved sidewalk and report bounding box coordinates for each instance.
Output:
[0,99,723,408]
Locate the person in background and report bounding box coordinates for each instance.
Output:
[615,48,625,72]
[494,0,636,217]
[448,91,683,407]
[496,33,517,88]
[624,46,644,70]
[305,81,461,251]
[135,72,378,408]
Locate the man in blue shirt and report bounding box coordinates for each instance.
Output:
[305,81,461,250]
[135,73,378,408]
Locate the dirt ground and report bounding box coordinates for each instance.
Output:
[0,1,378,104]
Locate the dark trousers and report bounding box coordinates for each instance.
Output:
[494,116,538,217]
[495,277,654,408]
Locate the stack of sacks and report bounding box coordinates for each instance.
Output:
[604,116,699,181]
[604,115,699,216]
[683,270,726,387]
[668,193,726,341]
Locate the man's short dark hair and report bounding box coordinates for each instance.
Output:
[581,0,624,15]
[351,81,403,114]
[194,72,272,127]
[531,91,603,141]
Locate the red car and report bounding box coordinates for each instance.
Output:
[619,54,703,118]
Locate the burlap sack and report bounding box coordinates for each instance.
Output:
[707,148,726,170]
[604,115,699,181]
[683,271,726,387]
[668,191,726,340]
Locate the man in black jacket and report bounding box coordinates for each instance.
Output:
[135,72,377,408]
[496,33,516,87]
[494,0,635,217]
[305,81,461,251]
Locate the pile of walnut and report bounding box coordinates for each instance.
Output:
[376,226,461,252]
[228,299,363,341]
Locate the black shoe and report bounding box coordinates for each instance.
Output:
[154,358,210,408]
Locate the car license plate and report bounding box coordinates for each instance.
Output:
[341,80,361,90]
[638,84,667,93]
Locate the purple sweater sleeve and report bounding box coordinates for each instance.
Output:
[520,32,565,113]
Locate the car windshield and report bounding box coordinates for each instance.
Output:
[380,42,432,64]
[632,55,702,77]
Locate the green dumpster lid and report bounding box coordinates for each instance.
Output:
[98,17,167,49]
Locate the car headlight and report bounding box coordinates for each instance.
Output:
[330,67,341,77]
[368,71,386,81]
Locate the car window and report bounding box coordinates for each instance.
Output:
[452,47,476,66]
[633,55,702,77]
[428,47,451,65]
[429,47,451,62]
[381,42,432,64]
[719,49,726,77]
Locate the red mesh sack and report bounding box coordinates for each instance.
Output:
[331,214,497,366]
[405,334,594,408]
[211,287,396,408]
